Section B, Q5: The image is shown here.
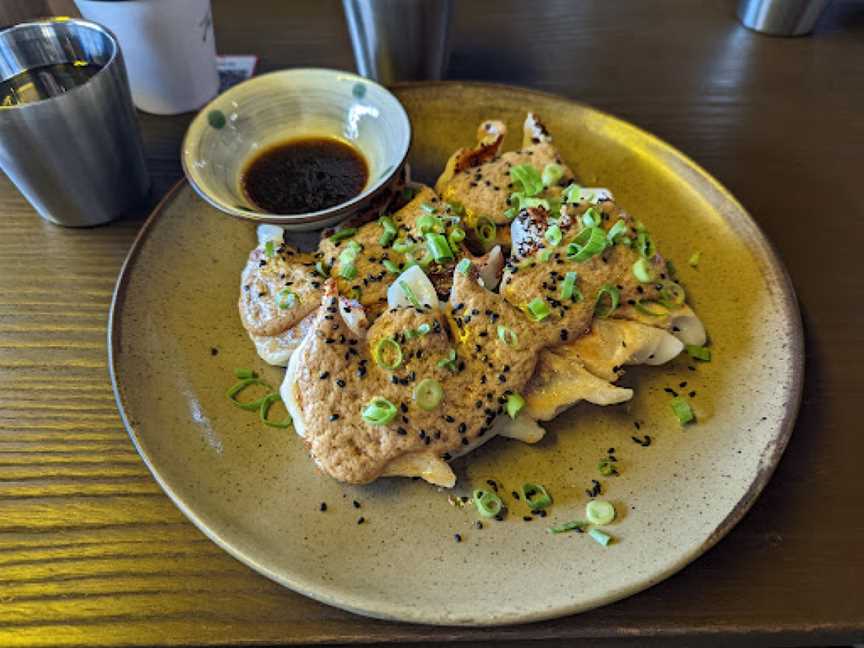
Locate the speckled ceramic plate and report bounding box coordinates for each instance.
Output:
[109,82,803,626]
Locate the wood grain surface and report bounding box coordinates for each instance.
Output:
[0,0,862,646]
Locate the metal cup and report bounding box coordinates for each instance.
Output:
[342,0,452,83]
[737,0,831,36]
[0,18,150,227]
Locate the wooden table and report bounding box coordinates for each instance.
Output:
[1,1,862,645]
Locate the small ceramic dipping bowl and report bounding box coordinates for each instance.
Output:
[181,68,411,231]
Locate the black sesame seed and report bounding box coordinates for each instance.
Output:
[458,422,467,434]
[523,516,533,522]
[353,500,361,509]
[454,533,462,543]
[319,502,327,512]
[336,379,346,388]
[319,371,330,380]
[330,414,340,421]
[397,427,407,435]
[357,517,365,525]
[210,347,219,356]
[475,521,483,530]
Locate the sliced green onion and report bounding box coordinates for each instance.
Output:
[548,520,587,534]
[425,233,454,262]
[338,240,362,269]
[361,397,398,425]
[379,216,397,246]
[275,288,297,309]
[527,297,551,321]
[566,226,608,262]
[634,299,669,317]
[474,217,497,248]
[542,163,564,187]
[588,528,613,546]
[497,325,518,347]
[539,248,554,263]
[417,213,438,233]
[420,202,437,214]
[392,239,416,254]
[636,231,655,258]
[473,490,504,518]
[686,344,711,362]
[382,259,400,274]
[399,280,422,309]
[594,284,620,318]
[562,183,583,204]
[522,483,552,510]
[373,337,403,370]
[259,392,292,429]
[632,257,655,283]
[659,280,686,306]
[414,378,444,410]
[329,227,357,243]
[671,397,695,424]
[315,260,330,278]
[227,378,273,411]
[339,263,357,280]
[264,240,275,258]
[234,368,255,379]
[448,227,466,249]
[417,322,431,336]
[379,215,397,235]
[581,207,601,228]
[560,271,580,302]
[402,186,416,201]
[506,393,525,419]
[544,224,563,247]
[585,500,616,526]
[456,258,471,275]
[437,347,458,372]
[510,193,550,213]
[606,219,629,244]
[348,286,362,300]
[504,207,518,220]
[548,197,562,219]
[510,164,543,197]
[688,251,701,267]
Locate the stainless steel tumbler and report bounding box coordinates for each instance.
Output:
[737,0,831,36]
[0,18,150,227]
[342,0,452,83]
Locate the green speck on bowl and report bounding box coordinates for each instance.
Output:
[208,110,226,129]
[352,82,366,99]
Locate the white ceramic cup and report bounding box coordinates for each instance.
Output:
[74,0,220,115]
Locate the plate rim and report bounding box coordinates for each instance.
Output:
[108,80,804,626]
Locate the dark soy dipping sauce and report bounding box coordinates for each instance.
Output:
[242,137,368,214]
